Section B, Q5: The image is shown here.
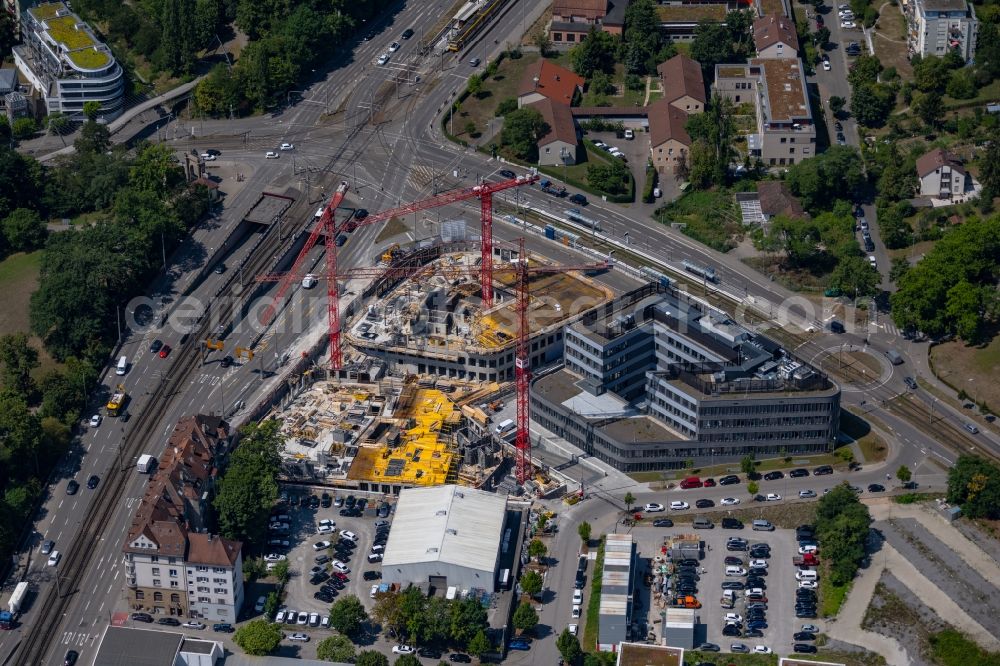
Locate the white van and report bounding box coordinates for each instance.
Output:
[302,273,318,289]
[116,356,128,375]
[752,519,774,531]
[725,566,747,577]
[796,570,818,581]
[494,419,515,436]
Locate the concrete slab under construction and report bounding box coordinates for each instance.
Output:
[345,247,613,382]
[244,190,295,225]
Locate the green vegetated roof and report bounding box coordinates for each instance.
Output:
[657,4,728,22]
[29,3,63,20]
[46,15,96,50]
[68,48,111,70]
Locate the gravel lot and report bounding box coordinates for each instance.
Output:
[862,572,946,666]
[877,516,1000,637]
[632,520,809,656]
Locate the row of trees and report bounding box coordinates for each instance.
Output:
[889,214,1000,341]
[370,586,490,653]
[194,0,394,113]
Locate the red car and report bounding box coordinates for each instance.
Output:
[332,572,349,581]
[703,478,717,487]
[159,344,172,358]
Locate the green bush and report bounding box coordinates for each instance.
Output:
[642,164,657,203]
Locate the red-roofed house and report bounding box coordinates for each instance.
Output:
[648,98,692,176]
[529,98,580,166]
[123,415,244,622]
[753,16,800,58]
[656,54,707,113]
[550,0,610,45]
[916,148,968,199]
[517,59,584,108]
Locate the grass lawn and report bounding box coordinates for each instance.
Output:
[451,53,540,143]
[929,629,1000,666]
[872,3,912,84]
[929,336,1000,416]
[578,64,646,107]
[820,573,851,618]
[944,78,1000,109]
[582,538,605,651]
[0,251,60,375]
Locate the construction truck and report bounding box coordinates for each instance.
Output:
[380,244,401,265]
[1,582,29,628]
[106,384,127,417]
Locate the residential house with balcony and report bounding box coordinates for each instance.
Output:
[916,148,968,199]
[753,15,799,58]
[713,58,815,166]
[905,0,977,62]
[122,415,243,621]
[13,2,124,121]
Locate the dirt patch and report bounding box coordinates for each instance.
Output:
[374,216,409,243]
[862,573,944,666]
[929,337,1000,416]
[520,6,552,46]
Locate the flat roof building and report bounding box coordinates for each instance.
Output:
[13,2,125,121]
[532,283,840,472]
[382,485,509,592]
[597,534,636,652]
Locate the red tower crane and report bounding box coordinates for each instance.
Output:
[260,175,539,369]
[259,238,611,484]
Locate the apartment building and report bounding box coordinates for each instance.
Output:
[713,58,816,166]
[916,147,969,198]
[532,283,840,472]
[13,2,125,121]
[123,415,244,621]
[905,0,978,62]
[549,0,609,45]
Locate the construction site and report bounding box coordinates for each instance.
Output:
[253,175,621,495]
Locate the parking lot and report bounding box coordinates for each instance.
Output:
[264,486,392,631]
[631,519,820,656]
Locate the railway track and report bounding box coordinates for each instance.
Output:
[15,195,315,665]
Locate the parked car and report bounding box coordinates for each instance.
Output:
[670,501,689,510]
[644,503,665,513]
[653,518,674,527]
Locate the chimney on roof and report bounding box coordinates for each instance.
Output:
[555,75,560,81]
[208,534,213,542]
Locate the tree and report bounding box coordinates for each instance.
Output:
[3,208,46,252]
[464,121,477,137]
[981,140,1000,199]
[512,601,539,634]
[356,651,390,666]
[194,64,239,116]
[0,333,39,397]
[233,619,282,655]
[623,0,671,74]
[569,27,617,78]
[264,591,280,618]
[74,121,111,155]
[467,74,483,98]
[450,596,488,646]
[851,83,895,127]
[213,420,282,543]
[896,465,912,484]
[828,255,879,298]
[499,108,549,162]
[747,480,759,497]
[578,521,592,544]
[815,485,872,584]
[395,656,421,666]
[947,455,1000,519]
[587,162,629,194]
[814,26,831,47]
[623,492,636,513]
[691,22,733,70]
[520,569,543,597]
[534,31,552,57]
[316,634,356,662]
[848,55,883,87]
[829,95,846,116]
[83,101,101,122]
[946,67,977,99]
[785,145,865,212]
[557,628,584,663]
[270,559,290,584]
[740,454,756,477]
[889,257,911,284]
[913,54,950,92]
[467,628,491,658]
[11,117,37,141]
[329,594,368,637]
[684,95,736,188]
[422,596,453,644]
[914,90,944,127]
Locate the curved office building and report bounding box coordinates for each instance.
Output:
[13,2,124,122]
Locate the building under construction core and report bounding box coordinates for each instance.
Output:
[344,247,613,382]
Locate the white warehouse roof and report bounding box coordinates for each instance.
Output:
[382,485,508,573]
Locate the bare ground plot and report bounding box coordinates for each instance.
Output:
[862,573,946,666]
[872,4,913,83]
[451,53,540,143]
[929,337,1000,417]
[953,517,1000,564]
[877,517,1000,638]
